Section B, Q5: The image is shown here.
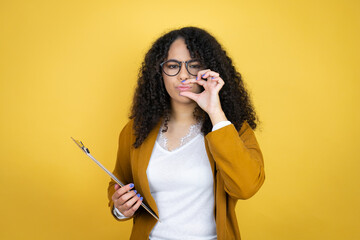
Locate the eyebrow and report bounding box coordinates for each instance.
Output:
[166,58,198,62]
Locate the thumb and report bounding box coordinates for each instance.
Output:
[180,91,198,101]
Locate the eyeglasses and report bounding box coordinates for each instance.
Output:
[160,59,204,76]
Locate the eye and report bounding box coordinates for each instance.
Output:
[189,64,201,69]
[188,62,202,69]
[167,64,179,69]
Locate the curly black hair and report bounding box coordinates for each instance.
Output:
[129,26,259,148]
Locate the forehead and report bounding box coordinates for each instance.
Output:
[166,38,191,60]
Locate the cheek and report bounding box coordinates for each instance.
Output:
[163,77,175,95]
[164,82,172,95]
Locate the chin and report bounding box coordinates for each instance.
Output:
[170,93,195,105]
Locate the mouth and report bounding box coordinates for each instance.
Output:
[176,85,192,92]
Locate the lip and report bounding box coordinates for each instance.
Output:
[176,85,192,92]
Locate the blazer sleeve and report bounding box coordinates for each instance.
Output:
[205,121,265,199]
[107,120,135,221]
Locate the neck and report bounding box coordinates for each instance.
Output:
[169,101,197,125]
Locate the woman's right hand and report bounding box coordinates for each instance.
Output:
[112,183,143,217]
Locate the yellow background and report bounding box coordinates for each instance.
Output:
[1,0,359,239]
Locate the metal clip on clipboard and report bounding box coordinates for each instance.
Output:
[71,137,160,222]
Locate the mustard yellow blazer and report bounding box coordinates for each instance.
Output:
[107,119,265,239]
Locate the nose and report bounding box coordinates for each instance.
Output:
[178,62,190,81]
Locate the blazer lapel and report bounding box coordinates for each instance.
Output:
[132,120,162,219]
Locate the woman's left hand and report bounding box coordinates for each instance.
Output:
[180,69,228,124]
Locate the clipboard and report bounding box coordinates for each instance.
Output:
[71,137,160,222]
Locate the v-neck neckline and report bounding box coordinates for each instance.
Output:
[155,133,202,154]
[158,120,202,152]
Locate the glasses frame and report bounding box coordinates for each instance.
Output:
[160,59,203,77]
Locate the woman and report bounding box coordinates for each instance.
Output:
[107,26,265,240]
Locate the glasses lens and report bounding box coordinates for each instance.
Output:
[187,60,203,76]
[162,60,180,76]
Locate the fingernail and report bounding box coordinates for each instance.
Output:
[129,183,134,188]
[134,190,137,194]
[140,197,143,200]
[137,194,141,197]
[211,77,215,79]
[196,76,198,80]
[202,74,205,77]
[181,80,186,83]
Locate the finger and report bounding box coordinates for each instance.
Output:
[114,184,120,191]
[115,189,137,207]
[179,91,199,101]
[120,193,141,212]
[196,69,210,80]
[210,76,220,85]
[211,76,224,84]
[202,76,221,90]
[123,196,143,217]
[198,70,219,80]
[112,183,135,201]
[211,77,225,91]
[181,78,207,86]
